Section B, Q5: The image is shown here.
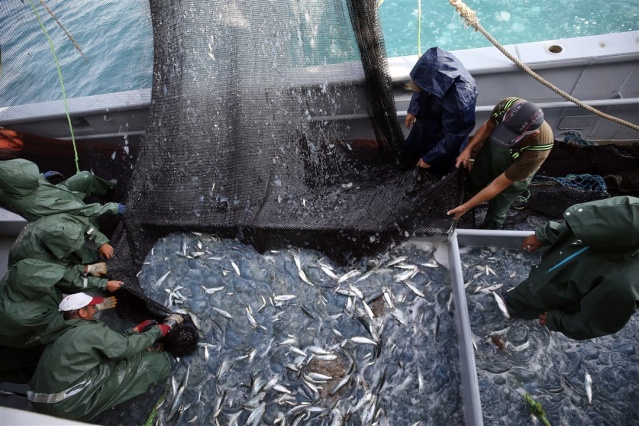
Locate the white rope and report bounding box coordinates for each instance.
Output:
[449,0,639,133]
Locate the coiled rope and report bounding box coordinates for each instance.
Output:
[449,0,639,133]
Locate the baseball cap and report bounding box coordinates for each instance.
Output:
[491,99,544,148]
[59,293,104,311]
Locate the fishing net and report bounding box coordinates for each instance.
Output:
[107,0,463,288]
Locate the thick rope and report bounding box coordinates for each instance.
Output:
[449,0,639,133]
[28,0,81,173]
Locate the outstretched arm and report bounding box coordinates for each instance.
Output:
[447,172,514,220]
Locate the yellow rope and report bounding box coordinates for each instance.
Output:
[448,0,639,133]
[417,0,422,56]
[28,0,81,173]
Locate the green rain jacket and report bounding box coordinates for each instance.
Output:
[508,196,639,340]
[28,315,170,421]
[9,213,110,290]
[0,259,65,349]
[0,158,118,222]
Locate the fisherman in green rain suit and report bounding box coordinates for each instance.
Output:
[0,158,125,222]
[448,98,554,229]
[505,196,639,340]
[9,212,122,293]
[0,260,118,382]
[28,293,181,421]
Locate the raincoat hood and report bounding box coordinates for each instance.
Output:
[3,259,66,301]
[0,158,43,196]
[39,313,85,345]
[564,196,639,252]
[409,47,475,98]
[40,224,86,259]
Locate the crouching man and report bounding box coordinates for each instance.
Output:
[28,293,182,422]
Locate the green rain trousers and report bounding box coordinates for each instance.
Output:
[469,139,529,230]
[28,315,170,422]
[0,259,65,382]
[0,158,118,222]
[507,196,639,340]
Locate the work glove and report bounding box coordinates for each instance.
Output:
[163,313,184,328]
[117,204,127,215]
[133,319,157,333]
[95,296,117,311]
[86,262,107,276]
[158,324,171,336]
[42,171,64,180]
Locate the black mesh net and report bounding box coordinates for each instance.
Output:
[110,0,461,285]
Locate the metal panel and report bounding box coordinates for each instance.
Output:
[448,228,532,425]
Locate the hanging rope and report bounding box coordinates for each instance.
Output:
[28,0,81,173]
[448,0,639,133]
[417,0,422,56]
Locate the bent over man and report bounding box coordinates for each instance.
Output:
[506,196,639,340]
[448,97,553,229]
[28,293,182,421]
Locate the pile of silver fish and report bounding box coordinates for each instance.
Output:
[136,232,461,425]
[128,233,639,425]
[462,246,639,426]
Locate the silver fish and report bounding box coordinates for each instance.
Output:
[394,267,417,282]
[320,265,339,280]
[331,374,351,395]
[404,281,425,298]
[154,270,171,289]
[306,372,332,381]
[213,307,233,319]
[350,336,378,345]
[492,291,511,319]
[246,307,258,329]
[337,269,361,283]
[231,261,240,276]
[246,403,266,426]
[201,285,225,294]
[274,294,297,302]
[585,371,593,404]
[386,256,408,267]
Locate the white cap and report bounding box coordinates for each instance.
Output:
[59,293,104,311]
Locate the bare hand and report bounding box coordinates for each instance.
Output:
[539,313,547,326]
[106,280,123,292]
[522,234,543,252]
[447,204,469,220]
[455,150,474,170]
[99,243,114,260]
[405,113,416,129]
[417,159,431,169]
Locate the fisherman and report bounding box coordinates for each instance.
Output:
[0,259,117,382]
[0,158,125,222]
[8,212,121,293]
[403,47,477,176]
[447,97,553,229]
[505,196,639,340]
[28,293,182,421]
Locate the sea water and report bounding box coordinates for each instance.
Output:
[0,0,637,107]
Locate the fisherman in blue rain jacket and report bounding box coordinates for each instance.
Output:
[403,47,477,176]
[505,196,639,340]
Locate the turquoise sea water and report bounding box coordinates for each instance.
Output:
[0,0,637,107]
[379,0,639,57]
